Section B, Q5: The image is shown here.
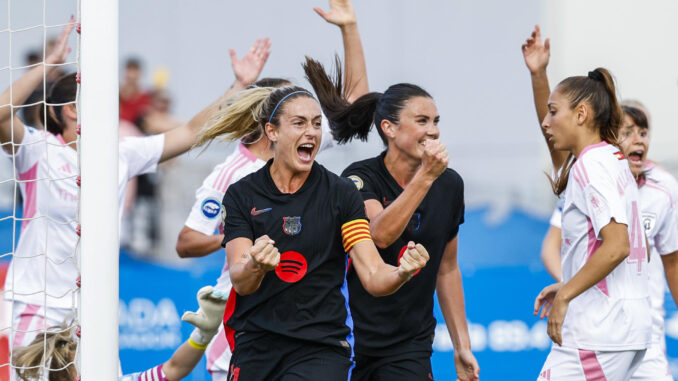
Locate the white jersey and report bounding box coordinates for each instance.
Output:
[550,199,563,228]
[638,162,678,345]
[184,119,335,292]
[560,142,650,351]
[3,126,163,308]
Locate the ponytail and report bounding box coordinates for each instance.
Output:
[13,324,77,381]
[550,67,622,195]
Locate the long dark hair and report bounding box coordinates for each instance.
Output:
[39,73,77,136]
[303,56,431,145]
[550,68,622,195]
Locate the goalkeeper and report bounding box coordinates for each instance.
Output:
[13,286,228,381]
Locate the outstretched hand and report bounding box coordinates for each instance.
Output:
[181,286,229,335]
[454,348,480,381]
[45,16,75,66]
[314,0,357,27]
[230,37,272,88]
[521,24,550,74]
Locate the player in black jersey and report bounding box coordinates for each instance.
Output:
[196,85,430,381]
[304,58,480,381]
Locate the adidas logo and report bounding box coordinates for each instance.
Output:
[539,369,551,380]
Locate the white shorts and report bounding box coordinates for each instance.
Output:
[630,342,672,381]
[206,324,232,374]
[538,345,646,381]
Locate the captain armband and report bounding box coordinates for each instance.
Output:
[341,219,372,252]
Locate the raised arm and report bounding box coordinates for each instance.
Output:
[367,140,448,248]
[521,25,568,171]
[0,19,74,150]
[314,0,368,102]
[436,237,479,381]
[159,38,271,162]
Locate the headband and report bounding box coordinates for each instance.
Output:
[268,91,313,123]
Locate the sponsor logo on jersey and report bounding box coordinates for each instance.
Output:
[614,151,625,160]
[407,213,421,231]
[348,175,363,190]
[275,251,308,283]
[642,212,656,233]
[398,245,421,276]
[250,207,272,216]
[282,216,302,235]
[201,198,221,219]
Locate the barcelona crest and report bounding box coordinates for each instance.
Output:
[282,216,302,235]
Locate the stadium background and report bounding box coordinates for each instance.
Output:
[3,0,678,379]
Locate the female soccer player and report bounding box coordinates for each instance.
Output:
[523,25,678,381]
[521,27,652,381]
[13,285,228,381]
[0,19,271,351]
[175,1,369,378]
[195,84,429,380]
[303,58,479,381]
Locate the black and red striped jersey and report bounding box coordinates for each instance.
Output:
[341,151,465,357]
[221,160,366,352]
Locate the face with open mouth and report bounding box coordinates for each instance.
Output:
[266,96,322,174]
[387,96,440,160]
[618,113,649,177]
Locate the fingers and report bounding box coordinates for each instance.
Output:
[402,242,429,272]
[544,37,551,51]
[181,311,204,327]
[196,285,214,300]
[313,7,330,22]
[413,243,430,262]
[547,316,563,346]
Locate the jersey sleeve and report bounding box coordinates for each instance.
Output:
[447,172,465,241]
[578,159,628,238]
[118,134,164,181]
[337,179,371,252]
[222,185,254,246]
[654,201,678,256]
[341,166,379,202]
[549,201,563,229]
[185,184,225,235]
[0,125,47,173]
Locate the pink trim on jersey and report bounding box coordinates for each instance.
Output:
[13,304,40,348]
[219,158,251,193]
[578,141,608,159]
[586,219,608,296]
[207,328,228,371]
[212,156,247,191]
[18,163,38,233]
[139,364,168,381]
[645,179,674,207]
[238,142,258,162]
[572,166,585,189]
[54,134,66,145]
[578,349,607,381]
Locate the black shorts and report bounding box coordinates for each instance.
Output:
[228,333,353,381]
[351,352,433,381]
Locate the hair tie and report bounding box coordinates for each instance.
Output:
[267,91,313,124]
[588,70,604,82]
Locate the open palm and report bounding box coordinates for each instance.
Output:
[314,0,357,26]
[230,38,271,88]
[521,24,550,73]
[45,16,75,65]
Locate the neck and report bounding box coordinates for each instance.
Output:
[572,133,603,158]
[269,160,310,194]
[383,147,420,188]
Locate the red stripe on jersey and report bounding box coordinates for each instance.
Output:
[223,288,238,352]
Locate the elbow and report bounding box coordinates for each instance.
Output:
[369,228,393,249]
[365,286,391,298]
[232,283,255,296]
[175,235,190,258]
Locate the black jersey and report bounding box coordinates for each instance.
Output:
[341,151,465,357]
[221,160,366,352]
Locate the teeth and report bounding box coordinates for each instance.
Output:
[300,144,314,148]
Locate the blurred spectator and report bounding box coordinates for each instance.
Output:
[137,89,182,134]
[120,58,151,124]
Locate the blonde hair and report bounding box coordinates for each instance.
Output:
[194,87,274,148]
[13,324,77,381]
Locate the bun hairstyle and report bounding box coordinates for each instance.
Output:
[550,68,622,195]
[194,85,315,148]
[13,324,77,381]
[303,56,431,145]
[39,73,78,135]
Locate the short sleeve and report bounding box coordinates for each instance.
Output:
[119,134,164,181]
[549,201,563,229]
[578,160,628,238]
[448,173,465,241]
[654,204,678,256]
[1,125,48,173]
[185,185,225,235]
[341,167,379,202]
[222,186,254,246]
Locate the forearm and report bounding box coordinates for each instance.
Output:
[229,260,267,295]
[558,241,627,302]
[437,269,472,350]
[176,227,224,258]
[0,64,52,118]
[341,23,368,102]
[541,226,562,281]
[159,81,245,162]
[161,341,204,381]
[370,172,433,248]
[662,252,678,307]
[529,70,567,169]
[359,262,408,297]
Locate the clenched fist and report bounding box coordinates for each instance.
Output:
[420,139,449,180]
[249,235,280,272]
[398,241,430,280]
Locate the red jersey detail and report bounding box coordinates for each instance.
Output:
[614,151,625,160]
[223,288,237,352]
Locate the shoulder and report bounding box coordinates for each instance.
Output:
[575,144,625,181]
[439,168,464,187]
[341,155,381,177]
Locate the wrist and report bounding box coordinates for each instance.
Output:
[397,266,414,282]
[189,327,215,347]
[231,80,248,92]
[340,21,358,31]
[530,69,548,80]
[413,169,436,187]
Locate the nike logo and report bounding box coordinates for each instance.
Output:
[250,207,272,216]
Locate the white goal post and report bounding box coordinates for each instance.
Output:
[79,0,119,379]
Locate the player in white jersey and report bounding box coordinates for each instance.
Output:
[174,1,369,377]
[523,26,650,380]
[13,285,228,381]
[0,19,272,355]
